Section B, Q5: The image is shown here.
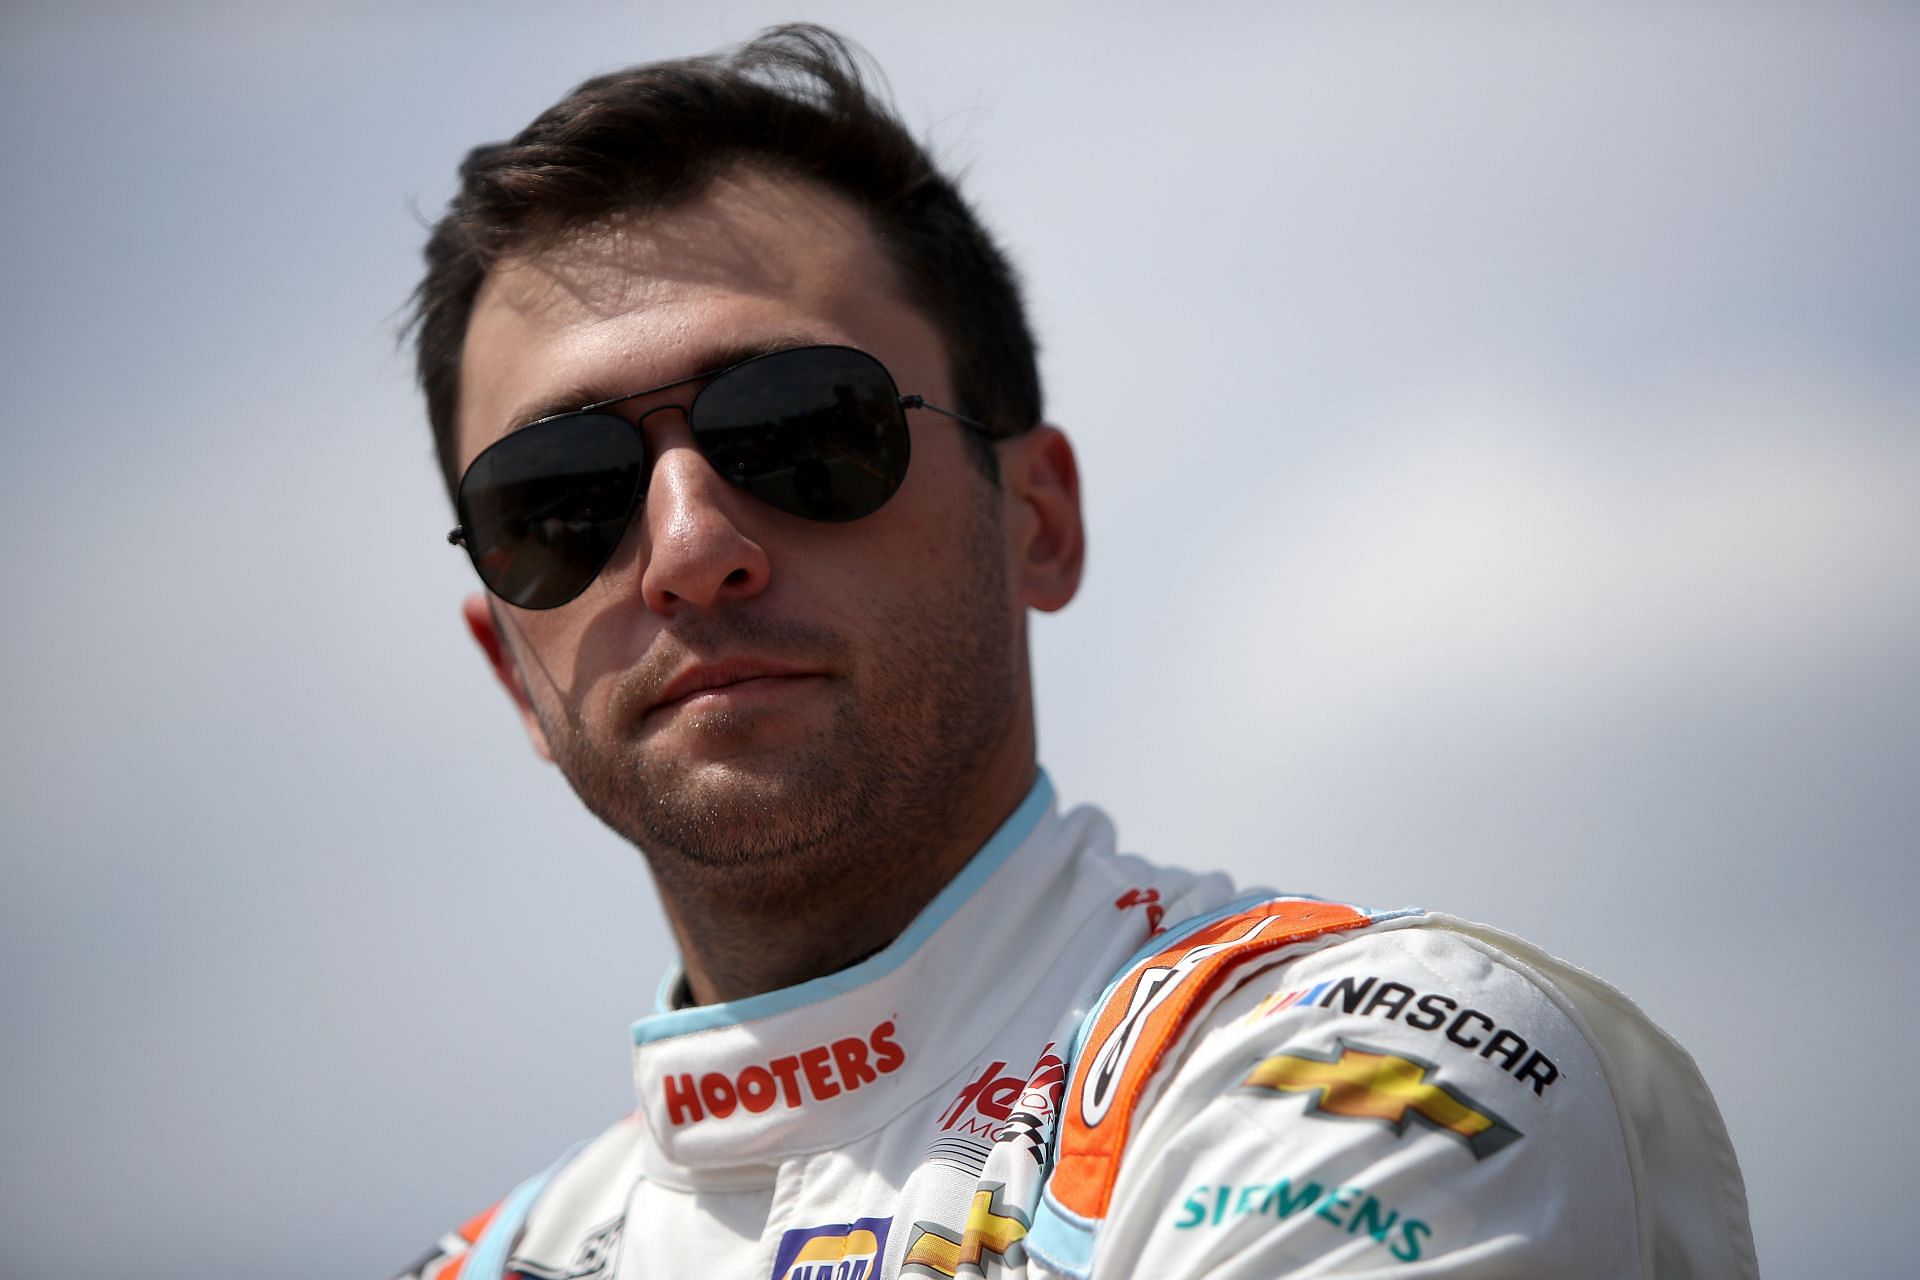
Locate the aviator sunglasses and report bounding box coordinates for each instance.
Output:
[449,344,996,610]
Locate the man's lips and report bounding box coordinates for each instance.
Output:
[645,660,827,716]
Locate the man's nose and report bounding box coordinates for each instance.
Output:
[634,416,772,614]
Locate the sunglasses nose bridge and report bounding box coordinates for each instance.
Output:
[627,409,773,614]
[631,401,704,494]
[634,400,692,430]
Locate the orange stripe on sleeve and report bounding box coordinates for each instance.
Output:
[1049,899,1372,1220]
[457,1202,500,1245]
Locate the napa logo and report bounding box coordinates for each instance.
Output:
[770,1216,891,1280]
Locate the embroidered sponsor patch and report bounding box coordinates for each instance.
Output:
[1113,886,1166,935]
[1238,973,1559,1096]
[1173,1178,1432,1263]
[551,1217,622,1278]
[1242,1039,1522,1160]
[663,1020,906,1126]
[939,1045,1064,1135]
[902,1183,1030,1277]
[933,1043,1065,1166]
[509,1216,622,1279]
[769,1217,891,1280]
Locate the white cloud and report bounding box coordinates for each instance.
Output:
[1188,373,1920,747]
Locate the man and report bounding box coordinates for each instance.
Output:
[401,25,1755,1280]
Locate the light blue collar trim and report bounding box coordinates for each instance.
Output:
[633,770,1056,1046]
[652,965,686,1016]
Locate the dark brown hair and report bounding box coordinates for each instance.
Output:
[408,24,1041,497]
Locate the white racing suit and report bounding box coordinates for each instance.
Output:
[399,774,1756,1278]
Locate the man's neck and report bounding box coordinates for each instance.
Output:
[656,752,1038,1006]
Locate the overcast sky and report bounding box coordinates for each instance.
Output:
[3,3,1916,1276]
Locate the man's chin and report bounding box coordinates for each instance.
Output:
[582,749,875,872]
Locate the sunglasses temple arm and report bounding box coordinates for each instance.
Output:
[898,395,996,439]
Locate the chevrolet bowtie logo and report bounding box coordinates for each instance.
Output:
[902,1182,1030,1276]
[1243,1040,1522,1160]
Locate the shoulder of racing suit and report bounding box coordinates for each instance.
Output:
[1029,895,1758,1278]
[395,893,1756,1279]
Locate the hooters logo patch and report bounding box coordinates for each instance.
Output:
[665,1020,906,1126]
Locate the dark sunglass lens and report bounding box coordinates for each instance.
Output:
[456,413,644,609]
[691,347,909,521]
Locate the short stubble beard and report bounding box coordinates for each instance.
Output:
[542,484,1020,911]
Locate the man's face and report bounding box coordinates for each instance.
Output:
[453,169,1039,892]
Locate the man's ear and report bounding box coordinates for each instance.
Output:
[999,425,1085,613]
[462,594,556,762]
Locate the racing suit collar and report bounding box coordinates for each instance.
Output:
[629,770,1089,1175]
